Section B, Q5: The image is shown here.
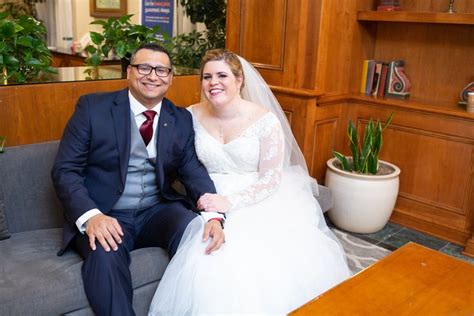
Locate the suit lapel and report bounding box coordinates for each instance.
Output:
[111,89,131,186]
[156,99,176,186]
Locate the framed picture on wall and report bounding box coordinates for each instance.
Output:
[90,0,127,18]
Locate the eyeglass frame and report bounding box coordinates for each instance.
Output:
[130,64,172,77]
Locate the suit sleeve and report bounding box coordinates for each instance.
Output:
[175,111,217,204]
[51,96,98,224]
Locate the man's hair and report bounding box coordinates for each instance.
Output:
[130,43,173,68]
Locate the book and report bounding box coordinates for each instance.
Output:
[360,59,370,94]
[365,60,376,95]
[371,62,383,96]
[377,63,389,97]
[384,61,393,96]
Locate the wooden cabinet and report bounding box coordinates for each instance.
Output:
[0,76,200,147]
[226,0,474,255]
[352,5,474,255]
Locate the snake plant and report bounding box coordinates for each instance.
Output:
[333,113,394,175]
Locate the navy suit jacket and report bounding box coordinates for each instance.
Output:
[52,88,216,253]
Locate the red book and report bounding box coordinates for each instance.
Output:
[377,63,389,97]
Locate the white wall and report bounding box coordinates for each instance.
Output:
[73,0,140,42]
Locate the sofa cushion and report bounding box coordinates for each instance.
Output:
[0,228,169,315]
[0,191,10,240]
[0,141,64,233]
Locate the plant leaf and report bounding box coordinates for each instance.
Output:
[367,153,378,174]
[358,120,374,173]
[383,112,394,131]
[333,151,353,172]
[16,35,32,47]
[347,121,359,169]
[25,58,42,66]
[90,32,104,45]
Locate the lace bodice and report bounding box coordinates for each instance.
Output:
[190,109,285,210]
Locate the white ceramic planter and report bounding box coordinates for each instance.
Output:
[325,157,401,234]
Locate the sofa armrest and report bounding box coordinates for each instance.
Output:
[314,184,333,213]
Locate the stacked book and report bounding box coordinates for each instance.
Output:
[360,60,389,97]
[359,59,410,99]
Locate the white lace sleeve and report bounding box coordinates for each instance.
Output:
[227,115,285,210]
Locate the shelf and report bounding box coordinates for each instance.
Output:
[348,94,474,120]
[357,11,474,25]
[318,93,474,120]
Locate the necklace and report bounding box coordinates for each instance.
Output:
[215,117,225,138]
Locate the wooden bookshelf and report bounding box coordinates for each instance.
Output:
[226,0,474,256]
[349,94,474,120]
[357,11,474,25]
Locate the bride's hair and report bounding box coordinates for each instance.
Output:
[199,49,245,89]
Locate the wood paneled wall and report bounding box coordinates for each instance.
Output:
[226,0,474,255]
[0,76,201,147]
[227,0,324,90]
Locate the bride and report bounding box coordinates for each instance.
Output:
[148,49,350,315]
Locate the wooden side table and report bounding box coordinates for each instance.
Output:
[290,242,473,315]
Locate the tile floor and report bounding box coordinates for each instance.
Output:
[331,220,474,264]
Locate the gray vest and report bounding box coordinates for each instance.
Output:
[112,112,161,210]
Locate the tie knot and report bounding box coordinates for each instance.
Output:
[143,110,156,121]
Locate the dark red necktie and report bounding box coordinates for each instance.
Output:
[140,110,156,146]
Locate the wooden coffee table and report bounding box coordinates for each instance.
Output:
[290,242,473,315]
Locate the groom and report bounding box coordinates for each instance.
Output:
[52,43,225,316]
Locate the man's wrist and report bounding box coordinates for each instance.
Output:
[208,217,224,229]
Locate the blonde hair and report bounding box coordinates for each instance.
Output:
[200,49,245,89]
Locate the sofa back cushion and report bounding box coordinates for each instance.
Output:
[0,141,63,233]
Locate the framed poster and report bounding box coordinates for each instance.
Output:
[141,0,174,41]
[90,0,127,18]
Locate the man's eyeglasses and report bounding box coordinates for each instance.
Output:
[130,64,172,77]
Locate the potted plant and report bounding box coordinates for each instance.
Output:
[167,30,208,70]
[325,113,401,233]
[0,12,56,84]
[84,14,164,71]
[169,0,226,68]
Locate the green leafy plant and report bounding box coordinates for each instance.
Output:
[333,113,394,175]
[179,0,226,50]
[170,0,226,68]
[166,30,208,69]
[84,14,164,68]
[0,12,56,83]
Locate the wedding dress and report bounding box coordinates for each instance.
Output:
[148,107,351,315]
[149,55,350,315]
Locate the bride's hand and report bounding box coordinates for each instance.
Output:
[197,193,231,213]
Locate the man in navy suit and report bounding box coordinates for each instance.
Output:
[52,43,225,316]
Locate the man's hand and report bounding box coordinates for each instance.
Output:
[202,219,225,255]
[197,193,231,213]
[85,214,124,252]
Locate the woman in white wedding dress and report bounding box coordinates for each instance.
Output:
[148,49,350,315]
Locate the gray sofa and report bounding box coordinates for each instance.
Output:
[0,140,333,315]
